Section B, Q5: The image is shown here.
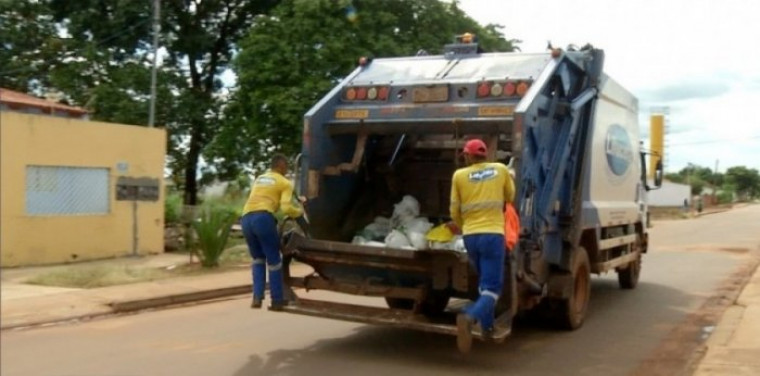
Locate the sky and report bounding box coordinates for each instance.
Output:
[456,0,760,173]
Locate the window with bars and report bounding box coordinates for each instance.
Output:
[25,166,110,215]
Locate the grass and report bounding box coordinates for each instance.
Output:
[25,244,254,289]
[25,265,175,289]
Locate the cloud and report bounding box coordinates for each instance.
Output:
[639,81,731,102]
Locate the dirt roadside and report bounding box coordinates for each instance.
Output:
[631,249,760,376]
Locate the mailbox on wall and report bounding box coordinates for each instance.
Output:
[116,176,160,201]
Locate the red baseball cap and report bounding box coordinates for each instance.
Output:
[463,139,487,157]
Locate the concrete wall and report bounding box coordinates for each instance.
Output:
[0,112,167,266]
[648,180,691,207]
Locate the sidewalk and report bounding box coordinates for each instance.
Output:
[693,260,760,375]
[1,255,313,330]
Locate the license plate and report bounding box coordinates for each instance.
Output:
[335,109,369,119]
[413,86,449,103]
[478,106,514,116]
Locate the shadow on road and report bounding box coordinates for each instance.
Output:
[232,278,696,376]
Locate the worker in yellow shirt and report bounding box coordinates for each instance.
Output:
[449,139,515,351]
[241,154,304,311]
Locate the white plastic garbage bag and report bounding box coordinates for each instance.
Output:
[406,231,428,250]
[454,236,466,252]
[385,229,412,249]
[404,217,434,234]
[391,195,420,227]
[364,241,386,248]
[429,235,466,252]
[360,216,392,240]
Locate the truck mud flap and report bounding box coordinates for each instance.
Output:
[280,298,512,343]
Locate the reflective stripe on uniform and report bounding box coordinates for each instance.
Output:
[481,290,500,301]
[252,258,266,265]
[460,200,504,214]
[268,262,282,271]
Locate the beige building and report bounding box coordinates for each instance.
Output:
[0,89,167,266]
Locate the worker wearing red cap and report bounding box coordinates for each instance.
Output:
[449,138,515,351]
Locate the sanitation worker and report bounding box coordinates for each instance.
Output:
[449,139,515,351]
[241,154,304,311]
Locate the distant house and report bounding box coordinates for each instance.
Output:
[647,180,691,207]
[1,88,167,266]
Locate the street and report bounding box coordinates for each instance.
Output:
[2,205,759,376]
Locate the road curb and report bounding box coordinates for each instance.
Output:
[108,284,252,313]
[2,285,254,331]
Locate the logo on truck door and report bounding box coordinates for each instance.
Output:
[605,124,633,177]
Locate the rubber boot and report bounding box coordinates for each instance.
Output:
[267,267,286,311]
[467,295,497,332]
[252,261,266,307]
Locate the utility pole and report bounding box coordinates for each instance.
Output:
[148,0,160,127]
[714,159,719,204]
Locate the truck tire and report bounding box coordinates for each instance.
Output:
[553,247,591,330]
[617,238,642,289]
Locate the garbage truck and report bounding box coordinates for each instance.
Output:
[277,36,663,353]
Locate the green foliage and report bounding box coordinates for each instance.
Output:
[26,265,168,289]
[689,177,705,196]
[211,0,518,174]
[0,1,61,92]
[717,190,734,204]
[725,166,760,200]
[164,192,184,226]
[665,173,684,184]
[191,205,239,268]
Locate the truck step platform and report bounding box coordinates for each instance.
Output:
[280,298,512,343]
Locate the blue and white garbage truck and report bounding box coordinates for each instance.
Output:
[278,36,663,353]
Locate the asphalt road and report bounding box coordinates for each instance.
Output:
[2,205,759,376]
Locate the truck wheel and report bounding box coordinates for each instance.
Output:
[617,240,642,289]
[554,247,591,330]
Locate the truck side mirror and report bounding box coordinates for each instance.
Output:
[654,160,664,188]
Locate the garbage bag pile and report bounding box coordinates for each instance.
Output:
[352,195,465,252]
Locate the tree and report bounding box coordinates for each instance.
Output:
[689,177,705,196]
[725,166,760,200]
[2,0,278,205]
[0,1,61,93]
[212,0,518,175]
[665,173,684,184]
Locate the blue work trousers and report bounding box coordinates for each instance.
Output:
[463,233,506,331]
[241,212,285,302]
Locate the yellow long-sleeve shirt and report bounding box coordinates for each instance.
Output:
[450,162,515,235]
[242,171,303,218]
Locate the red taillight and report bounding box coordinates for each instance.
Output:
[516,81,530,97]
[344,86,390,101]
[477,82,491,97]
[356,87,367,100]
[504,82,516,97]
[345,88,357,100]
